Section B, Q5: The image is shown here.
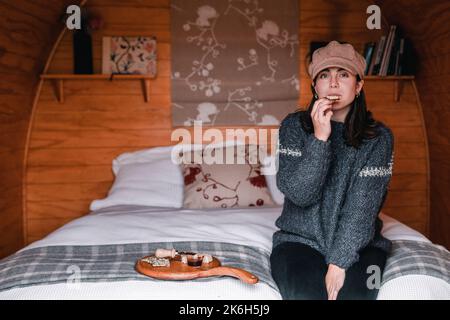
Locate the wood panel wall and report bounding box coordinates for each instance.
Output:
[23,0,431,246]
[0,0,79,258]
[376,0,450,248]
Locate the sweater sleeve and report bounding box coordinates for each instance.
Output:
[326,128,394,269]
[276,113,332,207]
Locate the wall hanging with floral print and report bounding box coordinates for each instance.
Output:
[171,0,299,126]
[102,36,157,76]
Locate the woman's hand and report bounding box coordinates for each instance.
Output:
[325,264,346,300]
[311,98,334,142]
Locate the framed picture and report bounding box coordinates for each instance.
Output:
[102,36,157,76]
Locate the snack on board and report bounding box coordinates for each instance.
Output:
[141,256,170,267]
[136,248,259,284]
[143,248,215,267]
[155,248,177,258]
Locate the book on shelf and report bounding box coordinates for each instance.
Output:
[364,25,416,76]
[363,42,376,75]
[367,41,379,75]
[387,27,403,76]
[380,25,397,76]
[368,36,386,75]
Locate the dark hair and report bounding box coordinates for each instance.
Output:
[299,75,383,148]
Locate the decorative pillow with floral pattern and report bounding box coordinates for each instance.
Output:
[181,145,275,209]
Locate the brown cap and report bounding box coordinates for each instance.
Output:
[308,40,366,80]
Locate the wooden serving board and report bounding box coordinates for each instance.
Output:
[135,255,258,284]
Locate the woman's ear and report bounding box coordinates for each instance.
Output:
[356,79,364,95]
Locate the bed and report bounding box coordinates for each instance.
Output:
[0,144,449,300]
[0,204,448,300]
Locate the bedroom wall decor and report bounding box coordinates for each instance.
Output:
[73,8,103,74]
[102,36,157,75]
[170,0,299,126]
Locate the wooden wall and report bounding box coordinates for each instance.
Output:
[376,0,450,248]
[0,0,78,258]
[26,0,173,244]
[22,0,431,246]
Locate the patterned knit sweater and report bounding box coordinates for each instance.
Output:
[273,111,393,269]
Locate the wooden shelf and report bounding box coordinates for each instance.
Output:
[364,76,415,102]
[364,76,414,80]
[40,74,414,104]
[40,74,155,103]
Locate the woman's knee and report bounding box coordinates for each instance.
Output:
[338,247,387,300]
[270,242,328,300]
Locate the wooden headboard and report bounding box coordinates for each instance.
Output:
[23,0,429,244]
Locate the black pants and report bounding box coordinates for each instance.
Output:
[270,242,387,300]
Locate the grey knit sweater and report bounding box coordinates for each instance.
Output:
[273,111,393,269]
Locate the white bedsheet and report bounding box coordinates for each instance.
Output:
[1,205,448,300]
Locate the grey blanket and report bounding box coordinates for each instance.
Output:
[381,240,449,285]
[0,240,448,293]
[0,241,276,292]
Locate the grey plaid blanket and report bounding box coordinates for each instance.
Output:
[0,241,276,292]
[381,240,450,285]
[0,240,448,293]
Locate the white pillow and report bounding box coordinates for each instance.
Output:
[90,141,253,211]
[261,154,284,206]
[379,212,431,243]
[90,146,184,211]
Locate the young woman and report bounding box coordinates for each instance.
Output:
[270,41,394,300]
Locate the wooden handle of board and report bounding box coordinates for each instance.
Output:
[200,266,259,284]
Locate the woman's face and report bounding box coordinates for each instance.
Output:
[313,67,364,111]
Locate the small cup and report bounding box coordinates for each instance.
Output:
[187,254,203,267]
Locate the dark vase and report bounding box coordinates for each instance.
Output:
[73,29,93,74]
